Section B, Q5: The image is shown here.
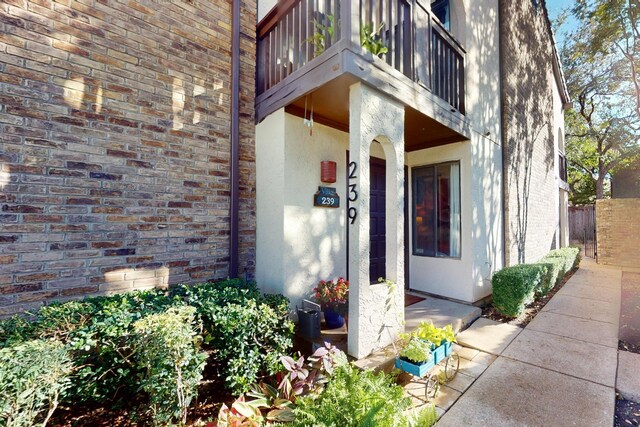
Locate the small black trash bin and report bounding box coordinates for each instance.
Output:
[297,300,321,339]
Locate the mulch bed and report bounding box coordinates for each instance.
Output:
[481,267,577,328]
[51,360,232,426]
[615,396,640,427]
[620,340,640,355]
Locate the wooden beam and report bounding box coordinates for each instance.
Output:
[285,104,349,132]
[405,135,467,151]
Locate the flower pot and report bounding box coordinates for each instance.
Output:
[395,357,435,377]
[431,341,453,364]
[323,308,345,329]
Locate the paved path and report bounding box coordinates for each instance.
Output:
[436,257,622,426]
[620,270,640,346]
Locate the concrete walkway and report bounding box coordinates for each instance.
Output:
[437,257,622,426]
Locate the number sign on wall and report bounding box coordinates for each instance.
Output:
[313,186,340,208]
[348,161,358,224]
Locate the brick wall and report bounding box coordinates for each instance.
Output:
[500,0,559,265]
[0,0,257,315]
[596,199,640,268]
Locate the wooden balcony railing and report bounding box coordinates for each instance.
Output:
[257,0,466,114]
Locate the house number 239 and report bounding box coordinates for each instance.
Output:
[348,161,358,224]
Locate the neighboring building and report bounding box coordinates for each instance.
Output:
[254,0,570,357]
[611,159,640,198]
[0,1,257,316]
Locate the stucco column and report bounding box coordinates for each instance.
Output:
[347,83,405,359]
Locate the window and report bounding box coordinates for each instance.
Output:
[431,0,450,30]
[412,162,461,258]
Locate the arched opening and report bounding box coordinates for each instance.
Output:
[369,135,402,287]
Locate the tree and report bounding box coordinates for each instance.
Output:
[557,0,640,202]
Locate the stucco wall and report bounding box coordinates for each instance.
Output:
[256,112,349,305]
[462,0,501,141]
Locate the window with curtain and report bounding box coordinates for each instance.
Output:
[412,161,460,258]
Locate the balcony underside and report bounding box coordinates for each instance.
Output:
[256,47,471,151]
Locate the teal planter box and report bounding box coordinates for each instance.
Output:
[431,341,453,364]
[395,357,435,377]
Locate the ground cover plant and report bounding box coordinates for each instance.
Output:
[0,279,294,425]
[217,342,438,427]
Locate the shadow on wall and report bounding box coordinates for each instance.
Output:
[504,4,555,264]
[0,1,246,311]
[283,206,346,304]
[467,1,502,291]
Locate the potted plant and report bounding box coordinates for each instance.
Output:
[414,321,456,364]
[394,336,434,377]
[313,278,349,329]
[360,22,388,57]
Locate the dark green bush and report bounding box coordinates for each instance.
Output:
[493,247,581,317]
[181,281,294,394]
[0,339,73,427]
[133,305,208,426]
[0,279,294,405]
[537,258,564,295]
[545,247,581,272]
[492,264,548,317]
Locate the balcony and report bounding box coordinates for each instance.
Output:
[256,0,470,149]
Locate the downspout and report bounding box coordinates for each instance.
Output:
[229,0,241,278]
[498,0,508,269]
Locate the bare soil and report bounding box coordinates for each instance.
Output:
[620,340,640,355]
[615,396,640,427]
[51,360,232,426]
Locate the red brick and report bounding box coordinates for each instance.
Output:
[0,0,257,313]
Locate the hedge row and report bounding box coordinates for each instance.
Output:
[492,247,581,317]
[0,280,294,410]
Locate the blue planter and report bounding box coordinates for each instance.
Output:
[395,357,435,377]
[430,341,453,364]
[323,309,345,329]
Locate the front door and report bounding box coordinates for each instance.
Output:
[370,157,386,283]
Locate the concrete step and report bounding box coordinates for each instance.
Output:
[353,295,482,373]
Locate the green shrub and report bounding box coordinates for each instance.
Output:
[492,264,549,317]
[545,247,581,272]
[537,257,564,295]
[0,279,294,403]
[66,290,183,403]
[194,298,294,395]
[291,364,411,427]
[133,306,208,426]
[0,339,73,427]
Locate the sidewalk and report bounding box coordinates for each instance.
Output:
[436,257,621,426]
